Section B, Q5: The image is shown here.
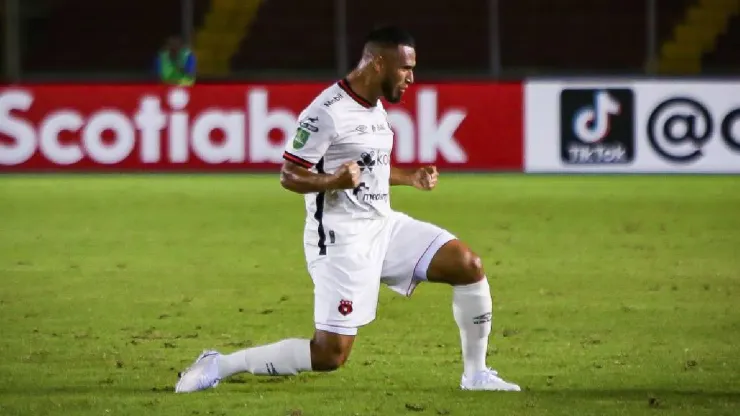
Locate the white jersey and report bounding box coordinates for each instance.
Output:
[283,79,395,247]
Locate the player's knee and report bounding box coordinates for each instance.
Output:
[321,351,349,372]
[312,347,349,372]
[310,339,351,372]
[428,240,486,285]
[460,249,485,285]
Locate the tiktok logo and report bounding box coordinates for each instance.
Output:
[572,90,621,143]
[560,88,635,165]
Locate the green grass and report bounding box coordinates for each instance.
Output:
[0,174,739,416]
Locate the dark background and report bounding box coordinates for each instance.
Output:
[2,0,737,83]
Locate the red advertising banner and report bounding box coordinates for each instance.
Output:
[0,82,522,171]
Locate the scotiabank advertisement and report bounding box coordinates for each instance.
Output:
[0,83,523,172]
[525,80,740,173]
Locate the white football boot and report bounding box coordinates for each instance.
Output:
[175,350,222,393]
[460,368,522,391]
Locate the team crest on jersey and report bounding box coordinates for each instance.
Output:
[293,128,311,149]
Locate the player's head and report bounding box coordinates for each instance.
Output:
[361,25,416,104]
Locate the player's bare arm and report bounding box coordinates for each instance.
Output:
[390,165,438,190]
[389,166,415,186]
[280,160,361,194]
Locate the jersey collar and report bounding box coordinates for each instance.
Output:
[338,78,376,109]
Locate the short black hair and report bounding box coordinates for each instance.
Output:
[364,25,415,48]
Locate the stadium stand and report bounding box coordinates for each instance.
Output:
[658,0,738,74]
[499,0,696,73]
[345,0,489,74]
[657,0,698,47]
[20,0,210,76]
[229,0,336,75]
[12,0,737,77]
[230,0,489,76]
[704,12,740,73]
[229,0,698,76]
[0,3,5,78]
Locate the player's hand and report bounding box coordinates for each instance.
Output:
[330,161,362,189]
[412,166,438,191]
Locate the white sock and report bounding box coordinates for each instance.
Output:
[452,278,493,378]
[217,338,312,378]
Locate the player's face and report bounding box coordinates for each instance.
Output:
[381,45,416,104]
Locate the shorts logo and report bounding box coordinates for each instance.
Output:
[293,128,311,149]
[338,299,353,316]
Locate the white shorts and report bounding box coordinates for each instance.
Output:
[303,211,456,336]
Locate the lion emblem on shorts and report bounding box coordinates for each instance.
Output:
[338,300,353,316]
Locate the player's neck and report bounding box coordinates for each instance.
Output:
[344,71,380,105]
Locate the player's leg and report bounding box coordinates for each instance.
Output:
[175,329,355,393]
[424,239,521,390]
[175,239,380,393]
[216,328,355,375]
[380,212,520,391]
[214,251,370,379]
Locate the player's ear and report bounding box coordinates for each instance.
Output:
[372,55,384,73]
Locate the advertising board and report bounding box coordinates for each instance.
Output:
[0,83,523,172]
[525,80,740,173]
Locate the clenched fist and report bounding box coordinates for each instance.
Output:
[412,166,439,191]
[330,161,362,189]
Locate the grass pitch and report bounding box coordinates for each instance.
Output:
[0,173,738,416]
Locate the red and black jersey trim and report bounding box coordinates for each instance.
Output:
[314,158,327,255]
[338,78,376,108]
[283,151,314,168]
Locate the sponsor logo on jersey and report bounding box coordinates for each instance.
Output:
[352,182,369,196]
[371,123,388,133]
[352,150,391,204]
[356,150,391,172]
[357,152,375,171]
[362,192,389,203]
[323,93,343,107]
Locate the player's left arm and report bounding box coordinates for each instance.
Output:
[385,107,437,190]
[390,166,438,191]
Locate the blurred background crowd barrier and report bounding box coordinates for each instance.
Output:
[2,0,739,82]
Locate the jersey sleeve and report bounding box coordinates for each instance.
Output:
[283,106,337,169]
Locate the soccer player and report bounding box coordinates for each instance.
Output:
[175,25,521,393]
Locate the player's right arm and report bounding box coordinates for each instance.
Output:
[280,161,361,194]
[280,107,361,194]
